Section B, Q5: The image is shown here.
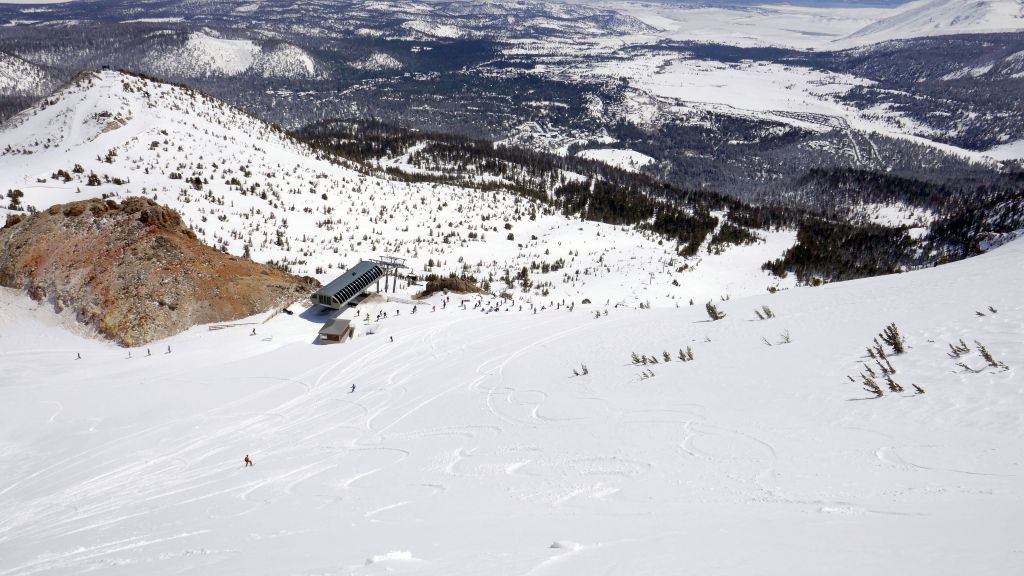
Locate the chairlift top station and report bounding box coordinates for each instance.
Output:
[312,257,409,310]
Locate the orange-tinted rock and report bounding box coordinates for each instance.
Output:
[0,197,320,346]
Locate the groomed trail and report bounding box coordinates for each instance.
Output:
[1,240,1022,575]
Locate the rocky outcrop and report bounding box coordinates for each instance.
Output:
[0,197,319,346]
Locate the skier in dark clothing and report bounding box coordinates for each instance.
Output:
[350,384,356,393]
[244,454,253,467]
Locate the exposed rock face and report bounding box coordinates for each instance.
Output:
[0,197,319,346]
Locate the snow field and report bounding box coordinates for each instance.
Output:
[574,148,654,173]
[0,235,1021,575]
[587,0,1024,50]
[143,31,320,79]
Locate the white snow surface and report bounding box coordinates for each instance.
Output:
[0,223,1022,575]
[144,32,320,79]
[575,148,654,172]
[984,138,1024,161]
[844,0,1024,47]
[252,43,320,79]
[531,49,1018,162]
[401,19,466,39]
[586,0,1024,49]
[0,52,50,95]
[158,31,259,77]
[351,52,403,71]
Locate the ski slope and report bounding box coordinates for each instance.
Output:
[0,230,1021,575]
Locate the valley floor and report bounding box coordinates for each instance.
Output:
[0,241,1022,575]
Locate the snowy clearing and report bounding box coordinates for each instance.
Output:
[575,148,654,172]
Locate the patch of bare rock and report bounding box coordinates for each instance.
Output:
[1,197,319,346]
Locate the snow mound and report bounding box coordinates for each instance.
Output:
[149,31,259,77]
[147,33,321,79]
[352,52,402,71]
[252,43,319,79]
[365,550,419,564]
[401,19,465,39]
[576,148,655,173]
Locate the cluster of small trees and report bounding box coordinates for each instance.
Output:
[571,364,589,377]
[6,189,24,210]
[853,323,920,398]
[631,347,694,366]
[950,340,1009,373]
[705,302,726,321]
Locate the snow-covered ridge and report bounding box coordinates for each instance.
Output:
[350,52,402,71]
[253,43,319,79]
[844,0,1024,46]
[0,51,51,96]
[401,18,467,39]
[0,70,796,310]
[146,31,321,79]
[596,0,1024,49]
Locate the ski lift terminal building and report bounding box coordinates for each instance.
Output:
[312,261,384,310]
[311,257,410,310]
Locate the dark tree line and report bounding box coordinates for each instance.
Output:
[762,220,914,283]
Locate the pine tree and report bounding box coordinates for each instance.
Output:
[862,373,883,398]
[879,323,906,354]
[975,341,1008,370]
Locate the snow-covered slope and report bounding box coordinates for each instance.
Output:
[0,51,51,96]
[0,70,794,309]
[575,147,655,172]
[251,43,320,79]
[843,0,1024,46]
[0,216,1021,575]
[592,0,1024,49]
[350,52,402,71]
[146,32,320,79]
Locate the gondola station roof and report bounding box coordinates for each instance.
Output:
[312,261,384,309]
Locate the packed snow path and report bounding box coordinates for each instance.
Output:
[1,241,1023,575]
